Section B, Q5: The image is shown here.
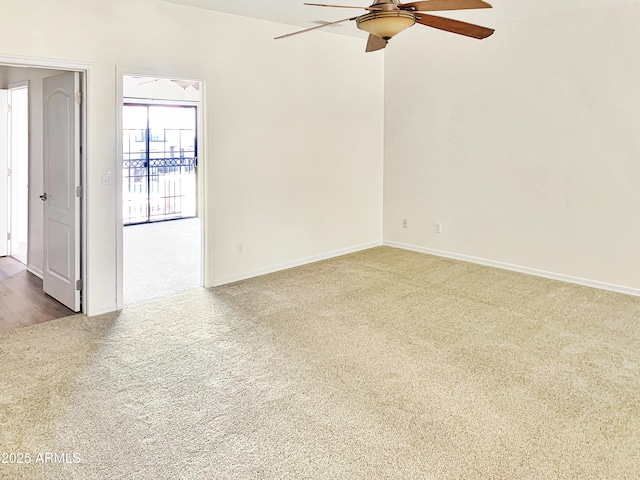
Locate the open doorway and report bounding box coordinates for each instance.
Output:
[1,82,28,263]
[121,75,203,306]
[7,83,29,264]
[0,62,86,329]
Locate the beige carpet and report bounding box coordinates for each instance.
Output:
[1,246,639,479]
[124,217,201,306]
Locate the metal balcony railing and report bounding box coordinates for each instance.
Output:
[123,156,197,225]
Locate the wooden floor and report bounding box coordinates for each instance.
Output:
[0,256,75,333]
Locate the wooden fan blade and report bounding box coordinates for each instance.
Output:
[400,0,491,12]
[304,3,381,10]
[365,34,387,52]
[415,14,494,38]
[275,17,357,39]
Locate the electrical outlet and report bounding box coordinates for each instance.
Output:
[435,223,441,234]
[236,243,243,255]
[402,219,408,229]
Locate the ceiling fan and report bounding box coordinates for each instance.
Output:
[275,0,494,52]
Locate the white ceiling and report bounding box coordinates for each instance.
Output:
[161,0,639,38]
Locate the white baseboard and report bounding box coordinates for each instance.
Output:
[213,241,384,287]
[27,265,43,279]
[384,241,640,298]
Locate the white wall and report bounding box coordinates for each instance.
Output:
[0,0,384,314]
[384,4,640,292]
[0,66,61,275]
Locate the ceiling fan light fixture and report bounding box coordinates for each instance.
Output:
[356,11,415,39]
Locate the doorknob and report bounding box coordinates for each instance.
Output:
[40,193,47,201]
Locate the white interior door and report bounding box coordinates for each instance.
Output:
[0,89,8,257]
[42,72,81,312]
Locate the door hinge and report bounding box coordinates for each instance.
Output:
[76,279,83,291]
[7,104,11,113]
[7,232,10,241]
[75,91,83,104]
[7,168,11,177]
[76,186,83,197]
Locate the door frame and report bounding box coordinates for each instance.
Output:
[115,66,207,310]
[0,54,89,315]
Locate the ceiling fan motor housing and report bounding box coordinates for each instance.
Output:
[356,11,415,39]
[357,0,416,40]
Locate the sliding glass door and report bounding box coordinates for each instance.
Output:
[122,104,197,225]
